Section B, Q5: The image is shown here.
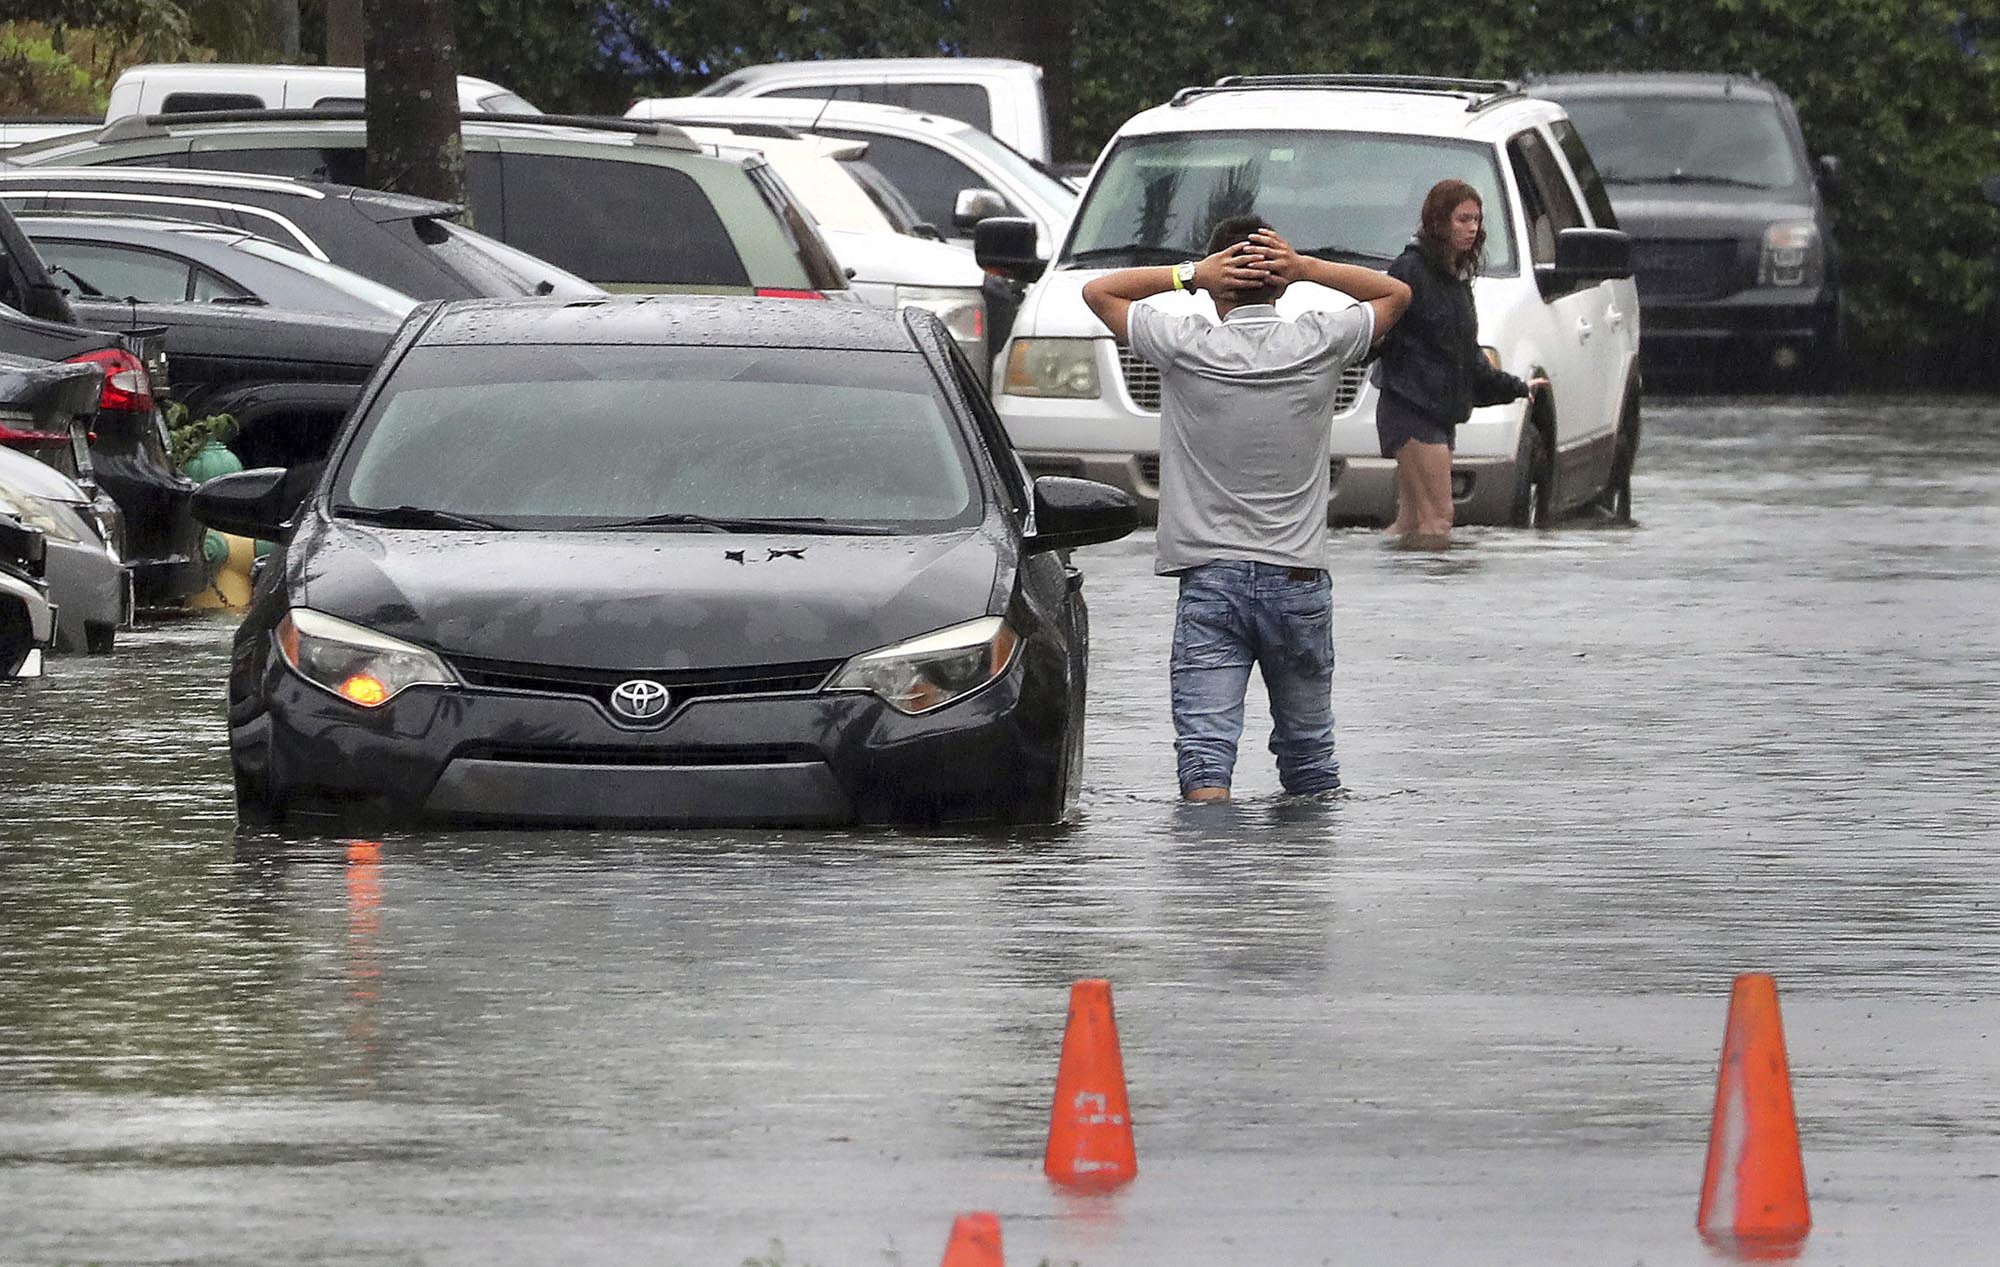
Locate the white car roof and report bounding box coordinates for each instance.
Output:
[712,58,1040,84]
[629,96,976,140]
[1116,81,1567,145]
[115,63,517,100]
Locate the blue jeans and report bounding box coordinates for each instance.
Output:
[1170,561,1340,795]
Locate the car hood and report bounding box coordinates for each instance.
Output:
[290,517,1008,670]
[820,228,985,290]
[1605,182,1816,238]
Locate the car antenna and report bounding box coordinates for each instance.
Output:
[809,91,835,133]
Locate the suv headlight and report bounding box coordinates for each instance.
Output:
[898,285,987,352]
[276,607,456,708]
[1759,221,1823,288]
[0,486,84,544]
[1003,338,1102,398]
[827,616,1020,714]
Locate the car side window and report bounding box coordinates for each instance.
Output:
[901,84,994,134]
[942,335,1027,515]
[1506,129,1584,266]
[1548,118,1618,229]
[183,145,368,187]
[497,153,751,288]
[819,130,1017,234]
[160,92,265,113]
[34,240,194,302]
[190,267,249,303]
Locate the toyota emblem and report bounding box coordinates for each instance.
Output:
[609,678,671,722]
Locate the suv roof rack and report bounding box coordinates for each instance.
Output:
[103,106,701,151]
[1171,74,1525,113]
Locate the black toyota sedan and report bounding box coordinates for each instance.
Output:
[194,296,1137,829]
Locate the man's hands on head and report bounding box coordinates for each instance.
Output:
[1194,241,1278,298]
[1242,230,1306,285]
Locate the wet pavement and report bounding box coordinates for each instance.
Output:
[3,395,1998,1265]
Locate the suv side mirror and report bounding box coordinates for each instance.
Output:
[192,467,296,542]
[1816,154,1843,193]
[1537,227,1632,297]
[953,187,1009,231]
[974,216,1045,282]
[1024,476,1138,554]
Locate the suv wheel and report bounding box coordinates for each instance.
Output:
[1509,421,1553,528]
[1594,397,1641,523]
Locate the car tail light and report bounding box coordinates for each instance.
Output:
[66,348,155,414]
[754,287,828,300]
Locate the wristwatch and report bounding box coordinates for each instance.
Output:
[1172,260,1197,292]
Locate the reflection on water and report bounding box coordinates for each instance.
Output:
[3,397,1999,1264]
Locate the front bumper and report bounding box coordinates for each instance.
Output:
[238,652,1068,829]
[42,537,130,653]
[1638,285,1839,370]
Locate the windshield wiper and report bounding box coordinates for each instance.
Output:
[333,503,514,531]
[577,512,895,535]
[1063,244,1189,267]
[1604,172,1772,189]
[49,265,106,298]
[1301,245,1394,265]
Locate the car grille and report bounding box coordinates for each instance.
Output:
[1117,348,1366,414]
[1630,239,1741,300]
[448,654,843,719]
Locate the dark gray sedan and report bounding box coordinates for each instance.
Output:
[17,213,417,319]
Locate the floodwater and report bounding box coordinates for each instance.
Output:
[3,396,1997,1266]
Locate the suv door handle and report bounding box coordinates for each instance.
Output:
[1576,317,1594,343]
[1606,306,1626,330]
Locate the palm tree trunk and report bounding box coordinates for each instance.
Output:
[362,0,464,207]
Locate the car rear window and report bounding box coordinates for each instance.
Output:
[336,344,978,529]
[160,92,265,113]
[498,154,751,289]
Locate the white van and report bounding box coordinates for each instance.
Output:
[698,57,1051,164]
[105,64,538,121]
[982,75,1643,527]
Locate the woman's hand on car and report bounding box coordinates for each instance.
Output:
[1525,376,1551,398]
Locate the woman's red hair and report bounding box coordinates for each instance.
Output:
[1417,179,1486,277]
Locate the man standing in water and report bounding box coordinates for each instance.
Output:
[1082,215,1409,801]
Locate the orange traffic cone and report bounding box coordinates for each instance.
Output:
[1043,978,1137,1189]
[939,1211,1003,1267]
[1697,974,1810,1247]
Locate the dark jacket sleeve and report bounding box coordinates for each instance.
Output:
[1470,357,1528,408]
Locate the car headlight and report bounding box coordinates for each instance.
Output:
[898,285,987,350]
[1003,337,1102,398]
[1759,221,1823,287]
[0,486,84,544]
[276,607,456,708]
[827,615,1020,714]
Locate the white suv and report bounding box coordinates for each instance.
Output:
[982,75,1643,526]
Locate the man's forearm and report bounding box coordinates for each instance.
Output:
[1085,266,1179,303]
[1297,258,1405,303]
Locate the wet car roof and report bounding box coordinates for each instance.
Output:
[419,295,922,350]
[1527,72,1784,103]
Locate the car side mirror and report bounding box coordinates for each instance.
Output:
[1983,174,2000,208]
[1816,154,1843,193]
[1025,476,1139,554]
[953,187,1009,231]
[974,216,1045,282]
[1536,227,1632,297]
[192,467,296,542]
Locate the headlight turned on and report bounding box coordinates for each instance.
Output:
[828,616,1021,715]
[276,607,457,708]
[1759,221,1823,287]
[1003,338,1102,399]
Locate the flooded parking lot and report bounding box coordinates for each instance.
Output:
[3,395,1998,1265]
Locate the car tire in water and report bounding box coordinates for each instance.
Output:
[1509,419,1554,529]
[1593,396,1641,524]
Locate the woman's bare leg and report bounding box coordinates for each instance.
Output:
[1405,440,1456,548]
[1387,444,1419,538]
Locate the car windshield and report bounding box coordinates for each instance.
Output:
[946,124,1078,215]
[1553,96,1804,189]
[334,344,979,530]
[1062,130,1517,275]
[233,237,418,316]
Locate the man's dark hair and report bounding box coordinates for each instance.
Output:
[1205,213,1271,256]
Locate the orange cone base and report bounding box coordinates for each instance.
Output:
[939,1211,1003,1267]
[1043,978,1138,1189]
[1697,973,1810,1242]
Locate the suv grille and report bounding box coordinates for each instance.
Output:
[1630,239,1741,300]
[1138,454,1345,491]
[1118,348,1367,413]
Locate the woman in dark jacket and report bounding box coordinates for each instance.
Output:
[1376,178,1543,548]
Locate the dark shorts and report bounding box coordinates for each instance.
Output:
[1376,393,1455,458]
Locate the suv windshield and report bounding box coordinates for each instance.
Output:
[334,344,979,530]
[1554,97,1803,189]
[1063,130,1517,275]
